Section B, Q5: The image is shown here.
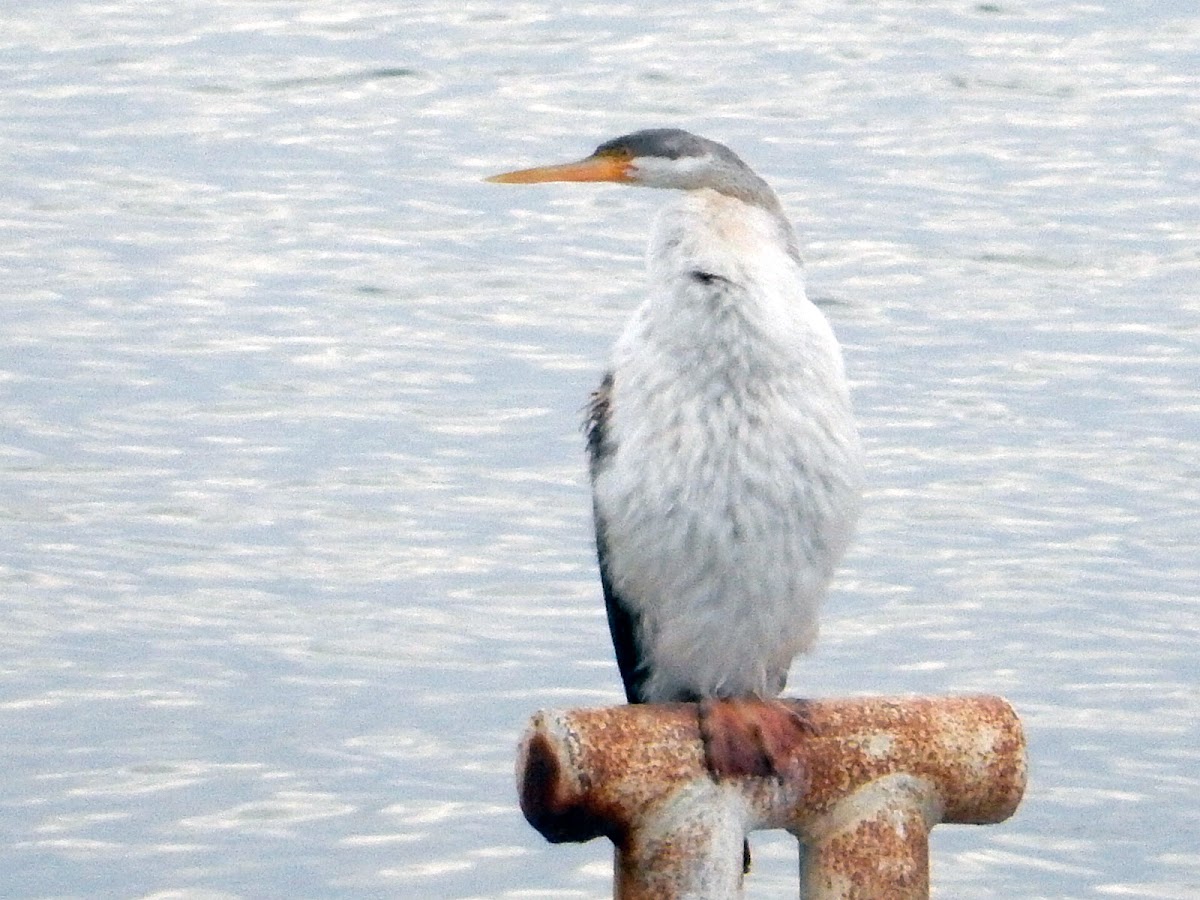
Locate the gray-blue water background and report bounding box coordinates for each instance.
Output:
[2,2,1197,897]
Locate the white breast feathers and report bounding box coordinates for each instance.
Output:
[591,189,864,702]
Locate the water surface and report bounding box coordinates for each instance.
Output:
[1,2,1197,897]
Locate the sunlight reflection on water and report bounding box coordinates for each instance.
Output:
[1,1,1198,898]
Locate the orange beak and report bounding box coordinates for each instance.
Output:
[486,153,632,185]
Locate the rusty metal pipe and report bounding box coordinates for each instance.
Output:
[516,695,1026,899]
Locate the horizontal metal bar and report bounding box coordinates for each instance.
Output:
[516,695,1026,898]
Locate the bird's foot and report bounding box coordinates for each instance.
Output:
[697,697,816,781]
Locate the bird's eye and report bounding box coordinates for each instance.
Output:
[596,144,634,161]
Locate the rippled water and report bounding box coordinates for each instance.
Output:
[2,2,1197,897]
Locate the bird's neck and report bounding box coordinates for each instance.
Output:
[623,190,834,382]
[647,189,802,293]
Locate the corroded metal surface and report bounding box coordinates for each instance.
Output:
[515,695,1026,899]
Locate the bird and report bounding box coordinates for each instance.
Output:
[487,128,863,781]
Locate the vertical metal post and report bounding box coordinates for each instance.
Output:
[612,780,747,899]
[798,774,935,898]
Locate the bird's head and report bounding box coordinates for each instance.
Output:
[487,128,777,209]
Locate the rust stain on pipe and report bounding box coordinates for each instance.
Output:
[516,695,1026,899]
[790,695,1025,826]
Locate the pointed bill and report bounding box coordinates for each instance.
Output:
[486,154,631,184]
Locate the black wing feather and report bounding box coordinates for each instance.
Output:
[586,373,649,704]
